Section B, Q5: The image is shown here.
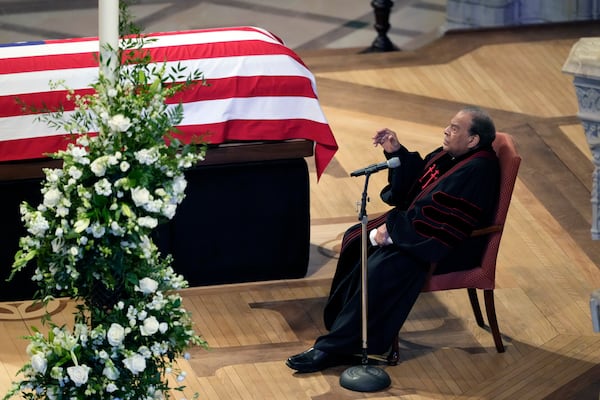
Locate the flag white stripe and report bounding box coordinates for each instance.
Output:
[180,97,328,125]
[0,28,281,59]
[0,97,328,141]
[0,54,314,97]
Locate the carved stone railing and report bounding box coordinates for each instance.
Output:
[447,0,600,29]
[563,38,600,240]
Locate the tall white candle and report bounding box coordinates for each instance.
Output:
[98,0,119,81]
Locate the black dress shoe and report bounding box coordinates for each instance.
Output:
[286,347,350,373]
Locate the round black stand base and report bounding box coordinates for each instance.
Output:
[339,364,391,392]
[366,36,399,53]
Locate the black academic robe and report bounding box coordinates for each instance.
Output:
[314,145,500,356]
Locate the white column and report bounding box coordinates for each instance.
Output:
[98,0,119,81]
[563,37,600,240]
[564,38,600,334]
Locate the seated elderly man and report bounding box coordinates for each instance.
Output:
[287,106,500,373]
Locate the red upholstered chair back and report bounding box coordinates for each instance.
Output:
[388,132,520,361]
[421,132,521,292]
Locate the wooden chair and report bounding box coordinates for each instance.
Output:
[387,132,521,365]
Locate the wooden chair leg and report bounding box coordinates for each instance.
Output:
[483,289,505,353]
[387,333,400,365]
[387,289,504,366]
[467,288,485,327]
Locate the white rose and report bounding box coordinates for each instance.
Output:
[43,188,61,208]
[90,156,108,177]
[159,322,168,334]
[69,146,89,165]
[172,175,187,195]
[108,114,132,132]
[66,364,90,387]
[44,168,62,182]
[162,204,177,219]
[107,323,126,346]
[140,316,160,336]
[131,187,151,207]
[108,155,119,165]
[106,383,118,393]
[68,166,82,179]
[137,277,158,294]
[27,212,49,236]
[144,200,162,213]
[134,148,159,165]
[31,353,47,374]
[137,216,158,229]
[56,206,69,217]
[123,353,146,375]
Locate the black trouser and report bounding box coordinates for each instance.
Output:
[315,244,427,355]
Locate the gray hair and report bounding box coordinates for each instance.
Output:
[462,106,496,147]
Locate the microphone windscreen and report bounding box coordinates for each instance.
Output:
[388,157,401,168]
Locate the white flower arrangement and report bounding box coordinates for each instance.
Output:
[11,270,201,400]
[4,29,207,400]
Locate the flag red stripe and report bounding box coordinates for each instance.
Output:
[0,134,75,162]
[0,119,337,176]
[174,120,338,178]
[0,52,98,74]
[168,75,317,104]
[0,40,302,75]
[0,90,89,117]
[0,75,316,118]
[148,40,305,66]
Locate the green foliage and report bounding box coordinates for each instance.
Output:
[5,11,208,400]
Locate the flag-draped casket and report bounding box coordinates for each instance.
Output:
[0,26,337,177]
[0,27,338,299]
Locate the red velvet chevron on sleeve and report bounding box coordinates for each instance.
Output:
[413,191,483,247]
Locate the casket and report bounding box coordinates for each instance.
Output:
[0,26,338,300]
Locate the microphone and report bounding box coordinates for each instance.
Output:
[350,157,401,177]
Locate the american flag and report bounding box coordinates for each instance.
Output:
[0,26,338,179]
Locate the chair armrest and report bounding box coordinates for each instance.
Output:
[471,224,503,236]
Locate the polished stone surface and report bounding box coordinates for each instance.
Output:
[0,0,447,51]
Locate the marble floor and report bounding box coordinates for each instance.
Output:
[0,0,448,51]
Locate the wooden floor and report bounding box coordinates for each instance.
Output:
[2,22,600,399]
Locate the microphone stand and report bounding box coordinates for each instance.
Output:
[339,172,391,392]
